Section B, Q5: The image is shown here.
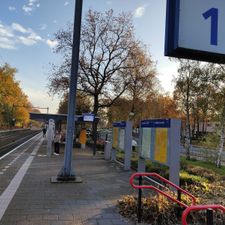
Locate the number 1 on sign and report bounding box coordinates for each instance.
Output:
[203,8,218,46]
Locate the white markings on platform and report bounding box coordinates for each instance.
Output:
[0,138,43,221]
[0,134,42,175]
[0,132,41,161]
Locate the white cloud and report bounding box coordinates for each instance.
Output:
[8,6,16,11]
[134,6,146,18]
[39,24,47,31]
[18,36,37,46]
[18,32,42,46]
[0,24,14,38]
[22,5,33,14]
[12,23,28,34]
[0,22,56,50]
[64,1,69,6]
[0,37,16,49]
[46,39,58,48]
[22,0,40,15]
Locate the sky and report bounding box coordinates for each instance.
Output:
[0,0,178,114]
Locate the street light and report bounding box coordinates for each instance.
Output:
[55,0,83,182]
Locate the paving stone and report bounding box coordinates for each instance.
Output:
[0,140,135,225]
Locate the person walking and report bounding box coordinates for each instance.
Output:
[42,126,47,138]
[54,130,61,155]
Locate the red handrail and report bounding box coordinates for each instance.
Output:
[130,172,196,208]
[182,204,225,225]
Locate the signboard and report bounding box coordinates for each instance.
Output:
[154,128,168,164]
[165,0,225,63]
[112,127,119,148]
[140,119,170,166]
[112,122,126,150]
[141,128,152,159]
[113,121,126,128]
[118,129,125,150]
[83,114,95,122]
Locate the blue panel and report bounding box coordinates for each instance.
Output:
[141,119,171,128]
[113,121,126,128]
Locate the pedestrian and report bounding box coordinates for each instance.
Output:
[79,128,87,149]
[54,130,61,155]
[42,126,47,138]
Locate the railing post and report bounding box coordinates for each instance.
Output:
[177,190,182,218]
[206,208,213,225]
[137,176,143,223]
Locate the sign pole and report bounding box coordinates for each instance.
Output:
[56,0,83,181]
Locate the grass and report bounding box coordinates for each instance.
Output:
[116,148,225,224]
[181,156,225,176]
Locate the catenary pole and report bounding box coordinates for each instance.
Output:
[57,0,83,180]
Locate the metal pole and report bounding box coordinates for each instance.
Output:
[176,190,182,218]
[206,209,214,225]
[137,176,143,223]
[57,0,83,180]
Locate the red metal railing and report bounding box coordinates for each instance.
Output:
[130,172,196,208]
[182,204,225,225]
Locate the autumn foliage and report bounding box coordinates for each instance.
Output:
[0,64,32,128]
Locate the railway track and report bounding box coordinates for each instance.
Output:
[0,129,41,157]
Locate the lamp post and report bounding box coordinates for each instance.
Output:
[55,0,83,182]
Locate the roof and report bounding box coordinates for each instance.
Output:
[29,112,99,123]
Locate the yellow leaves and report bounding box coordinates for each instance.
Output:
[0,64,31,127]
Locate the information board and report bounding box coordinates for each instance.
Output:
[118,128,125,150]
[165,0,225,63]
[154,128,168,164]
[83,113,95,122]
[112,127,119,148]
[112,121,126,149]
[141,128,152,159]
[140,119,170,166]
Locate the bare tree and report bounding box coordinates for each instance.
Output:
[49,9,138,114]
[48,9,145,153]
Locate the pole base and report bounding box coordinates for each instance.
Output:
[50,176,82,183]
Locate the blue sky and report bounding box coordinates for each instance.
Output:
[0,0,178,113]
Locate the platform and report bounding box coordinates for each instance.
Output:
[0,135,135,225]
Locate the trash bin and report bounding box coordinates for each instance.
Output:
[104,141,112,160]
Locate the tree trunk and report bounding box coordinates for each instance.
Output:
[202,119,205,133]
[216,107,225,167]
[197,117,200,136]
[216,123,225,167]
[185,77,191,160]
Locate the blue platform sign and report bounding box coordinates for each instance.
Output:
[165,0,225,63]
[113,121,126,128]
[83,113,95,122]
[141,119,171,128]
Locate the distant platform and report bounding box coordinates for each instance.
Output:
[29,112,99,123]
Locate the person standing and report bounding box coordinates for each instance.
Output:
[42,126,47,138]
[54,130,61,155]
[79,128,87,149]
